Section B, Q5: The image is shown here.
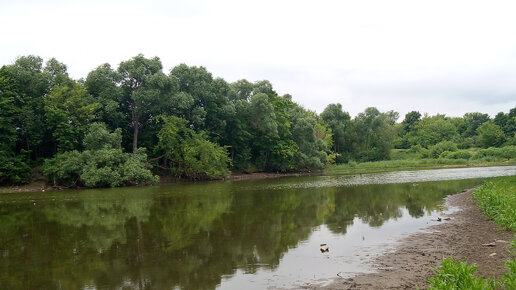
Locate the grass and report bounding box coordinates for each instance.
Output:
[427,258,495,289]
[473,177,516,232]
[427,176,516,289]
[326,147,516,176]
[326,159,514,176]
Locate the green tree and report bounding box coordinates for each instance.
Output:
[402,111,421,133]
[407,114,458,147]
[321,103,351,162]
[44,83,100,152]
[118,54,177,152]
[463,112,490,137]
[0,66,32,184]
[353,107,396,161]
[477,121,506,148]
[493,108,516,138]
[155,116,230,179]
[85,63,126,131]
[42,123,158,187]
[290,108,326,170]
[170,64,234,145]
[3,56,51,159]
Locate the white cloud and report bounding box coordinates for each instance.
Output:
[1,0,515,118]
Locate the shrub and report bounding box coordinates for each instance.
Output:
[0,150,32,185]
[457,137,475,149]
[428,141,458,159]
[440,150,472,160]
[42,124,158,188]
[472,146,516,160]
[156,116,231,180]
[42,150,84,187]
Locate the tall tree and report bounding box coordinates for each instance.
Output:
[407,114,458,147]
[321,103,351,161]
[353,107,396,161]
[463,112,490,137]
[44,83,100,152]
[118,54,177,152]
[85,63,125,131]
[477,121,505,148]
[402,111,421,133]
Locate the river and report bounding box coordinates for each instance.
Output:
[0,166,515,289]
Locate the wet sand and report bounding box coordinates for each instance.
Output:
[316,189,514,289]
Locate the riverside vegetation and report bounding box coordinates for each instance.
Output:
[428,176,516,289]
[1,54,516,188]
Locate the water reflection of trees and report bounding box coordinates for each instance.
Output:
[0,178,482,289]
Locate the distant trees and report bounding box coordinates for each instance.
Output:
[477,121,505,148]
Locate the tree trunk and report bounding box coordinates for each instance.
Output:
[132,106,139,153]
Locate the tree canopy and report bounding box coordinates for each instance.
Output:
[1,54,515,187]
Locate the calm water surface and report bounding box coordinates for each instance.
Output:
[0,166,515,289]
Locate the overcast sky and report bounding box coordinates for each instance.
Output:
[1,0,516,119]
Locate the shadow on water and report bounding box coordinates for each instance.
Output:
[0,166,514,289]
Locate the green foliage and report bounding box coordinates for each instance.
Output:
[2,54,515,185]
[477,121,506,148]
[42,123,158,187]
[427,258,494,289]
[429,141,458,159]
[156,116,230,179]
[407,114,458,147]
[463,112,490,137]
[352,107,397,162]
[503,257,516,289]
[402,110,421,133]
[494,108,516,138]
[42,150,84,187]
[440,150,472,160]
[472,177,516,231]
[0,150,32,185]
[83,122,122,150]
[44,83,100,152]
[118,54,177,152]
[428,177,516,289]
[472,146,516,161]
[321,103,351,161]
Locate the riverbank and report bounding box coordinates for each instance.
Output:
[327,160,516,176]
[319,189,514,289]
[1,163,514,194]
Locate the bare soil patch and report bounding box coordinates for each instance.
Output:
[320,189,514,289]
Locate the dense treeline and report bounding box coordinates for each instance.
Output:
[1,54,515,187]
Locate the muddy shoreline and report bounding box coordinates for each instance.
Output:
[0,172,317,194]
[317,189,514,289]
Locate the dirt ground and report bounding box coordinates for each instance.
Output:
[315,189,514,289]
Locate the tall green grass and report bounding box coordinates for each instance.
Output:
[427,176,516,289]
[473,177,516,231]
[327,146,516,174]
[427,258,494,289]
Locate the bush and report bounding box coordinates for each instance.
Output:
[457,137,475,149]
[0,150,32,185]
[439,150,472,160]
[428,141,458,159]
[42,124,158,188]
[347,160,357,168]
[42,150,84,187]
[156,116,231,180]
[472,146,516,160]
